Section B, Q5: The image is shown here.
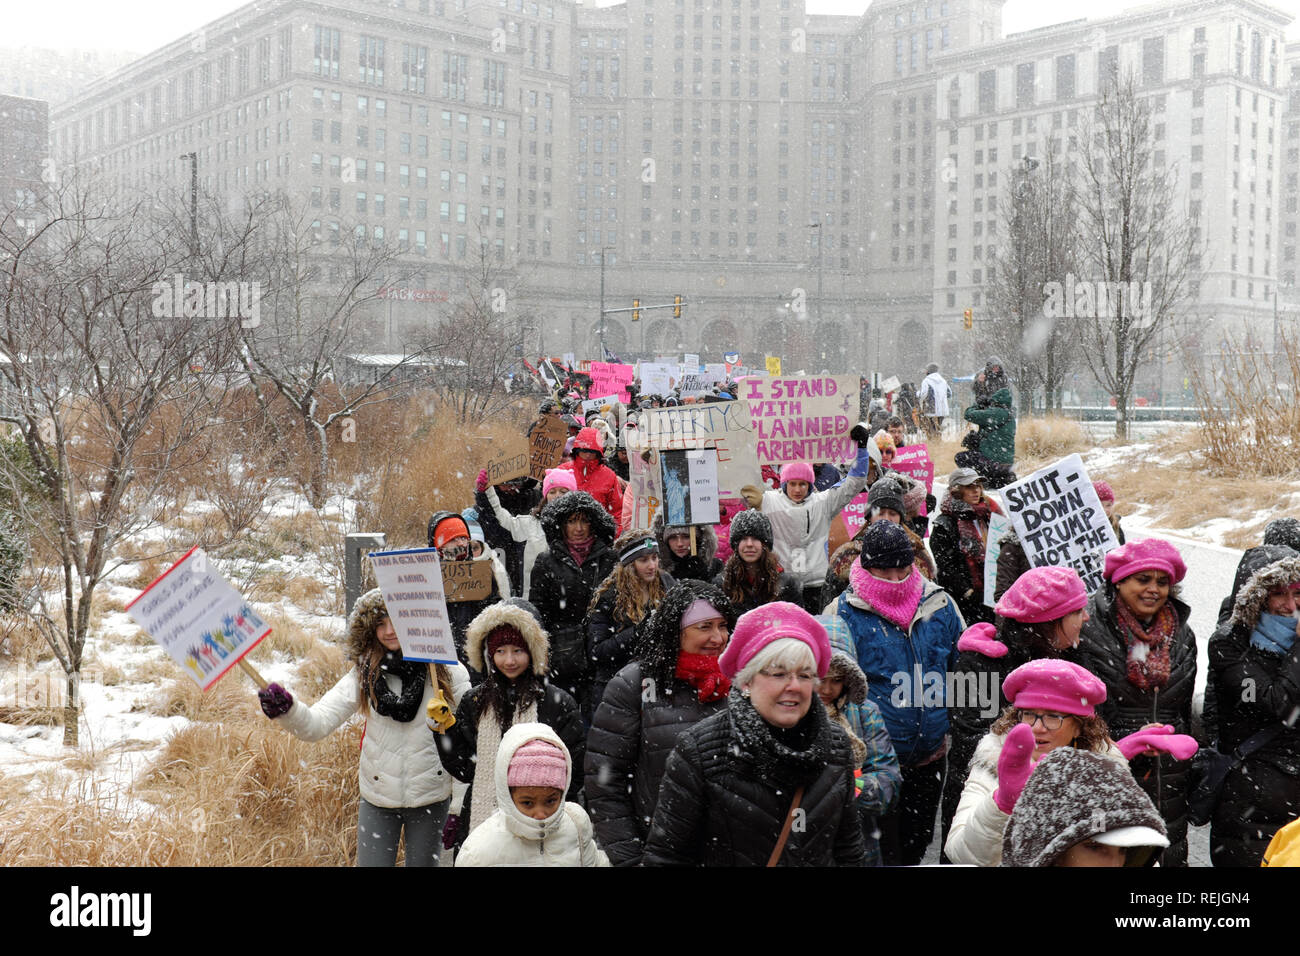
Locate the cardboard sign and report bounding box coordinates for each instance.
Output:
[368,548,458,664]
[529,415,569,480]
[639,362,677,396]
[486,432,531,484]
[441,557,496,603]
[126,547,271,691]
[1002,454,1120,593]
[765,356,782,376]
[635,401,760,497]
[739,375,859,466]
[892,443,935,499]
[589,361,635,401]
[983,512,1013,608]
[625,433,663,530]
[660,449,720,526]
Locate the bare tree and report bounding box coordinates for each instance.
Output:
[0,169,239,745]
[986,144,1082,413]
[1075,73,1202,438]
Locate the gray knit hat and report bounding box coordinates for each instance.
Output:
[867,477,905,518]
[729,508,773,552]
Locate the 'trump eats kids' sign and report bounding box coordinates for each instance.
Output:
[738,375,858,465]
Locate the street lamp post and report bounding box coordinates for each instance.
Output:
[808,222,822,370]
[598,245,613,360]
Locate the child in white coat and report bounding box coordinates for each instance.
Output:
[257,587,471,866]
[456,723,609,867]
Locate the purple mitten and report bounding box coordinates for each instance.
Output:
[258,682,293,718]
[993,723,1037,815]
[476,469,490,493]
[441,814,461,851]
[957,622,1007,658]
[1115,725,1200,761]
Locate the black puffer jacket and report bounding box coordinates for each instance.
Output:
[930,494,1000,627]
[587,569,675,710]
[1077,583,1197,866]
[584,579,737,866]
[642,691,867,866]
[528,492,616,701]
[712,558,802,614]
[1209,549,1300,867]
[654,516,724,583]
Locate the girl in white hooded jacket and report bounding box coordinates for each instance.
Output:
[257,587,471,866]
[456,722,609,867]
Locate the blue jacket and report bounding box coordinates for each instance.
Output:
[835,578,965,765]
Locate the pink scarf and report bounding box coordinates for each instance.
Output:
[566,533,594,566]
[850,563,924,630]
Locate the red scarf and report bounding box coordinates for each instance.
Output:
[941,493,1002,592]
[1114,599,1176,692]
[675,652,731,703]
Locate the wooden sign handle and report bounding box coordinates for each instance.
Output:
[238,657,269,690]
[690,525,697,556]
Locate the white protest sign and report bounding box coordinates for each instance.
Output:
[1002,453,1120,593]
[683,353,700,370]
[659,449,720,525]
[126,546,271,691]
[880,376,901,394]
[679,373,710,397]
[368,548,459,664]
[702,363,727,384]
[636,401,760,497]
[639,362,677,396]
[582,394,620,414]
[984,512,1013,608]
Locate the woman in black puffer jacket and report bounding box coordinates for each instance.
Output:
[585,579,737,866]
[643,601,866,866]
[528,491,617,723]
[1075,538,1198,867]
[1209,547,1300,867]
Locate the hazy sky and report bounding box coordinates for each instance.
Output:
[10,0,1300,54]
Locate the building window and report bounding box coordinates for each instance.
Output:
[359,36,385,86]
[403,44,428,93]
[313,26,341,78]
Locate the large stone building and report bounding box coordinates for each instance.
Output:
[0,93,48,239]
[44,0,1297,392]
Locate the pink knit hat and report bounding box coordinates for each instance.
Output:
[506,738,568,790]
[719,601,831,680]
[1002,659,1107,717]
[541,468,577,498]
[1103,538,1187,585]
[994,567,1088,624]
[779,462,815,485]
[1092,480,1115,504]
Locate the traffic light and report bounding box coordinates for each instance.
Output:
[673,294,683,318]
[963,308,973,330]
[632,298,641,321]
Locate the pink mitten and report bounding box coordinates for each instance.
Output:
[476,469,490,493]
[1115,725,1200,761]
[957,622,1007,658]
[993,723,1037,815]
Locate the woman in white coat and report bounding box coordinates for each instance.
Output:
[257,587,471,866]
[478,468,577,600]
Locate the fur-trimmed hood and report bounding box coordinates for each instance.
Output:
[637,578,738,682]
[346,587,390,660]
[1228,548,1300,634]
[825,651,867,705]
[654,514,718,567]
[539,490,616,547]
[464,597,550,675]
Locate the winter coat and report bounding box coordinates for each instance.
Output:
[993,530,1031,604]
[835,574,965,765]
[1209,550,1300,867]
[918,372,950,418]
[436,600,586,844]
[821,525,935,609]
[1001,747,1168,867]
[456,722,610,867]
[274,591,471,810]
[528,491,617,692]
[427,510,502,672]
[711,561,803,614]
[641,692,867,866]
[963,387,1016,465]
[474,482,540,596]
[587,569,675,709]
[480,486,549,600]
[930,493,1002,627]
[558,455,622,523]
[761,472,870,590]
[1077,583,1197,864]
[946,730,1128,867]
[653,516,724,583]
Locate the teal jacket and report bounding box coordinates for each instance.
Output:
[963,387,1016,464]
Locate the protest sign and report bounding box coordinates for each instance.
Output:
[625,430,663,530]
[739,374,859,466]
[639,362,677,396]
[582,395,620,414]
[683,353,700,370]
[765,356,782,376]
[636,401,760,496]
[588,361,635,401]
[486,432,530,484]
[529,414,568,480]
[368,548,458,664]
[660,449,720,525]
[880,376,901,394]
[892,443,935,503]
[703,363,727,384]
[839,490,873,540]
[678,373,710,397]
[983,512,1013,607]
[1002,453,1120,593]
[441,558,495,602]
[126,547,271,691]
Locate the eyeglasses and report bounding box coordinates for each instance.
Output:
[758,668,820,686]
[1016,710,1068,731]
